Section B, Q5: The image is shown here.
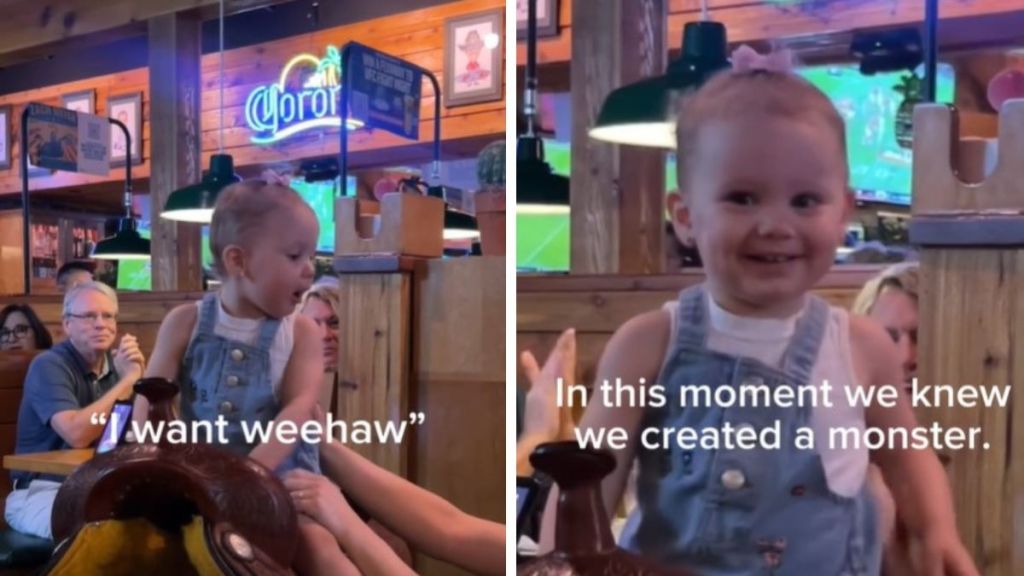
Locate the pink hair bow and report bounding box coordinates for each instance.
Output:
[731,45,795,74]
[260,169,292,186]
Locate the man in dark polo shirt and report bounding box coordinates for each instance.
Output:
[4,281,144,539]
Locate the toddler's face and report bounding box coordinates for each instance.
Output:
[243,204,319,318]
[674,113,851,316]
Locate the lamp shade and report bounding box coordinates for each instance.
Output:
[161,154,242,223]
[93,217,150,260]
[517,135,570,214]
[444,207,480,241]
[589,21,730,148]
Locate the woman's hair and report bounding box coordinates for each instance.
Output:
[674,66,849,190]
[0,303,54,349]
[300,281,341,315]
[209,179,309,277]
[851,262,920,315]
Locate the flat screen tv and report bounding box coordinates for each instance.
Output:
[516,63,955,272]
[116,176,355,291]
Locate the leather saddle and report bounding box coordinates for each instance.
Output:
[43,377,298,575]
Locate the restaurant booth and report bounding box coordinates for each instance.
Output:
[515,1,1024,574]
[0,1,504,575]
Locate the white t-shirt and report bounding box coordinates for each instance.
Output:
[665,294,869,498]
[191,299,296,399]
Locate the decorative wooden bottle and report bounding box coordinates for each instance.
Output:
[518,442,695,576]
[335,192,444,258]
[908,100,1024,576]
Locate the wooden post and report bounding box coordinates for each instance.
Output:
[332,263,413,477]
[148,12,203,292]
[569,0,666,274]
[909,101,1024,576]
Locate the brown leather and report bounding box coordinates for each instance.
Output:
[49,377,298,573]
[518,441,697,576]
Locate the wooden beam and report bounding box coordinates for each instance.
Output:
[569,0,666,274]
[520,0,1024,66]
[0,0,289,67]
[148,13,203,292]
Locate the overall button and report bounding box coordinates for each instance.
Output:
[219,401,234,414]
[226,375,240,387]
[741,375,764,387]
[230,349,245,362]
[721,469,746,490]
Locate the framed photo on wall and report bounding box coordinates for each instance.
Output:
[61,90,95,114]
[0,106,10,170]
[516,0,559,40]
[108,92,142,166]
[444,9,504,108]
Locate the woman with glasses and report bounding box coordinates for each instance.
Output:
[0,304,53,352]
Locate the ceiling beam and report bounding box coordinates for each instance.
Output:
[0,0,290,67]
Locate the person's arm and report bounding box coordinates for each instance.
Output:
[46,337,145,448]
[284,470,416,576]
[133,304,196,424]
[248,314,322,470]
[319,438,504,576]
[537,310,669,553]
[518,329,577,476]
[855,315,978,576]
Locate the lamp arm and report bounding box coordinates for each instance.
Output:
[108,117,133,218]
[19,108,134,294]
[338,42,443,196]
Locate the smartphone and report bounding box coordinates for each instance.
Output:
[95,400,133,455]
[516,476,540,540]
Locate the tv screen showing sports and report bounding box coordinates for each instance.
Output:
[116,176,355,291]
[516,63,956,272]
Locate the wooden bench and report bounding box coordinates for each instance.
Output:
[0,351,38,516]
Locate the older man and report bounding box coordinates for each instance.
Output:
[4,281,144,539]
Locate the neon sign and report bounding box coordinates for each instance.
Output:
[244,45,364,145]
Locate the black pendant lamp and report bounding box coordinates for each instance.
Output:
[403,177,480,241]
[589,2,729,149]
[517,0,569,214]
[442,207,480,241]
[162,0,240,223]
[93,122,150,260]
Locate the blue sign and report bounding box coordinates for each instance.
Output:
[347,44,423,141]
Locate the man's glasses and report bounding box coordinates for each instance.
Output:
[0,324,30,342]
[66,312,118,324]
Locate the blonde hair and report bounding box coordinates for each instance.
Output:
[851,262,919,315]
[209,179,310,277]
[300,282,341,314]
[675,68,849,190]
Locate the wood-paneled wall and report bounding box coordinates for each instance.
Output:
[0,0,505,196]
[516,266,884,398]
[0,291,203,359]
[518,0,1024,66]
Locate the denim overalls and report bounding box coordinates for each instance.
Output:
[180,294,320,475]
[619,285,879,575]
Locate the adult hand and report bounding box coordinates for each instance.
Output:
[916,528,979,576]
[520,328,577,443]
[284,469,356,538]
[113,333,144,380]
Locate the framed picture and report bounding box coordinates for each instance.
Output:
[444,9,504,108]
[0,106,10,170]
[108,92,142,166]
[516,0,559,40]
[61,90,95,114]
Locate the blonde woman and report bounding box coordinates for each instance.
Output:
[853,262,921,576]
[852,262,919,385]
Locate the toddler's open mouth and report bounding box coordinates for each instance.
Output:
[745,254,800,264]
